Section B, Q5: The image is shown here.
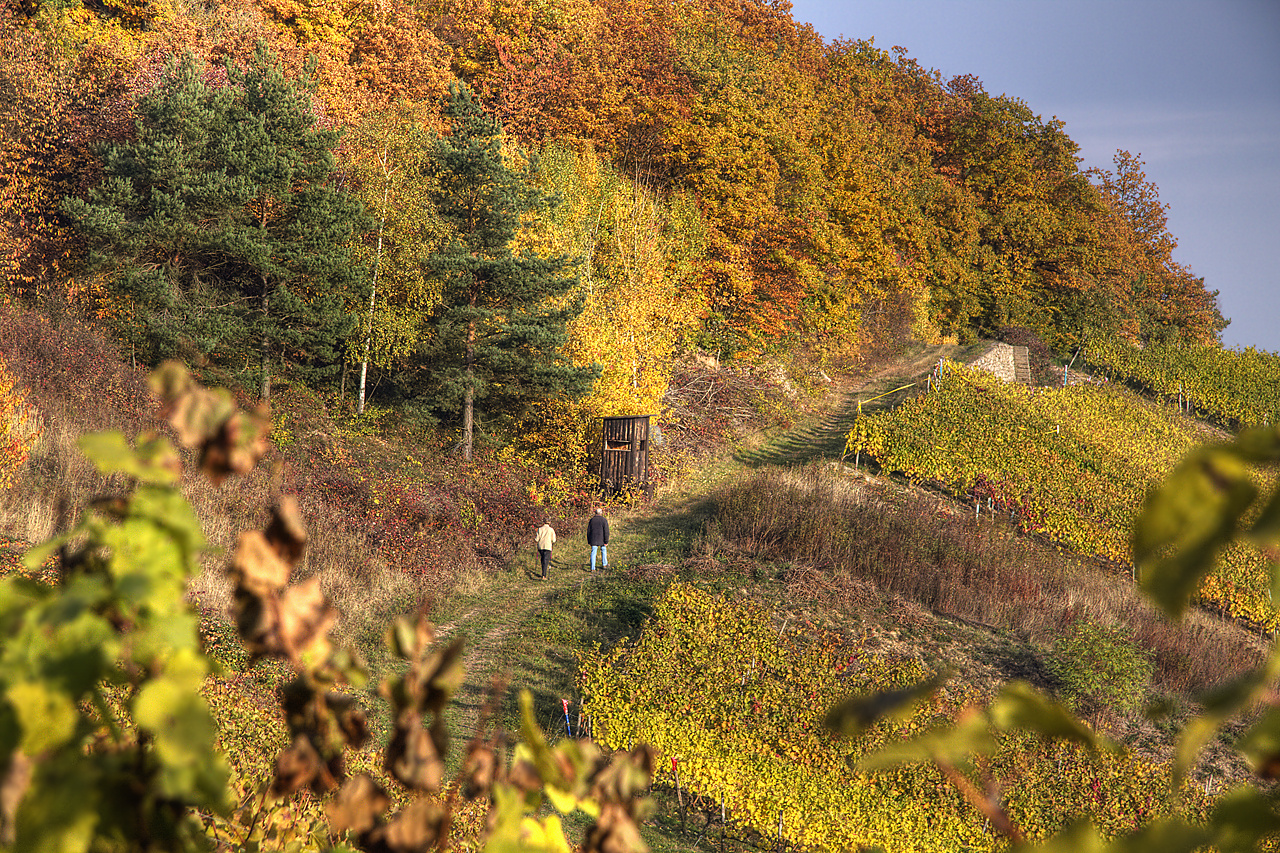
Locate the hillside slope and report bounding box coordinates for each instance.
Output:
[418,340,1268,849]
[1,311,1268,851]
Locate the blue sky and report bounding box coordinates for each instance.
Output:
[787,0,1280,351]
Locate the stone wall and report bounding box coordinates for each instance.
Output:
[968,342,1017,383]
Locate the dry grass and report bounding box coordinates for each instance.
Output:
[0,304,451,649]
[712,463,1264,696]
[0,306,153,545]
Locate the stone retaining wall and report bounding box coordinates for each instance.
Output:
[968,342,1017,383]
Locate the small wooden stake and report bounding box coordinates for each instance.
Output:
[672,757,685,833]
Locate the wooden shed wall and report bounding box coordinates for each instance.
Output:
[600,416,651,489]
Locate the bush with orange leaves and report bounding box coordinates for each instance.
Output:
[0,357,38,492]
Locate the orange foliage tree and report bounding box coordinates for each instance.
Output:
[1091,150,1225,346]
[0,8,143,301]
[653,0,832,352]
[0,356,38,491]
[6,0,1228,393]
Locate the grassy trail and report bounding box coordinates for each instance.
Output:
[734,342,969,468]
[434,541,598,740]
[432,345,969,742]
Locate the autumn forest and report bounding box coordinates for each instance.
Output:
[3,0,1226,455]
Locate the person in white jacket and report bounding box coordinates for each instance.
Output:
[535,518,556,579]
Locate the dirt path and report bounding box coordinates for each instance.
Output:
[434,342,982,742]
[733,342,971,469]
[433,530,624,744]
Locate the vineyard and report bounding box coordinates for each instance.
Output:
[579,584,1204,853]
[1085,339,1280,431]
[846,362,1280,630]
[6,317,1280,851]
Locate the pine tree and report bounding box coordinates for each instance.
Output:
[64,43,368,399]
[421,83,597,460]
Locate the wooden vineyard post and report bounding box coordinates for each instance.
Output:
[672,757,685,832]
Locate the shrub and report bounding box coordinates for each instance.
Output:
[1044,619,1154,722]
[0,358,38,491]
[0,303,149,435]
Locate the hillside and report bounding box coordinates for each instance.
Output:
[5,0,1279,844]
[2,305,1276,852]
[4,0,1226,442]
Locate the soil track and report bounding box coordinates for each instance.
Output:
[433,341,988,742]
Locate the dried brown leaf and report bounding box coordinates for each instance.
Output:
[229,530,291,597]
[231,588,275,659]
[149,361,270,483]
[201,407,270,483]
[417,637,465,714]
[507,759,541,794]
[264,496,308,567]
[273,735,330,796]
[370,798,447,853]
[461,742,497,800]
[278,577,336,661]
[386,712,446,792]
[150,362,231,446]
[327,692,371,749]
[589,745,654,804]
[148,360,195,407]
[583,803,647,853]
[327,774,390,836]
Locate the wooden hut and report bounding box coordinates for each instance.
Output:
[600,415,653,495]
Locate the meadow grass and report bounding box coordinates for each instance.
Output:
[709,463,1263,697]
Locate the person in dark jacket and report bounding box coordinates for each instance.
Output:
[586,507,609,571]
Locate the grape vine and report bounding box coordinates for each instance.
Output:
[579,583,1197,852]
[1086,339,1280,431]
[846,362,1280,630]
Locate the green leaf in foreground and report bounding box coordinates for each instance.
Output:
[855,681,1108,773]
[856,711,994,772]
[824,673,947,738]
[1206,786,1280,853]
[1172,639,1280,784]
[988,681,1111,752]
[1132,446,1256,617]
[78,431,180,485]
[1235,705,1280,780]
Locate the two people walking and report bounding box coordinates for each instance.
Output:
[534,506,610,579]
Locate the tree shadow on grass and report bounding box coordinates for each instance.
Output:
[546,574,660,651]
[601,487,721,579]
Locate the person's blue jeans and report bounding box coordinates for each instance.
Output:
[591,544,608,571]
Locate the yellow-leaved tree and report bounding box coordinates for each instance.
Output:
[341,105,447,413]
[512,145,704,480]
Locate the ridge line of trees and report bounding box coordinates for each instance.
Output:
[2,0,1228,458]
